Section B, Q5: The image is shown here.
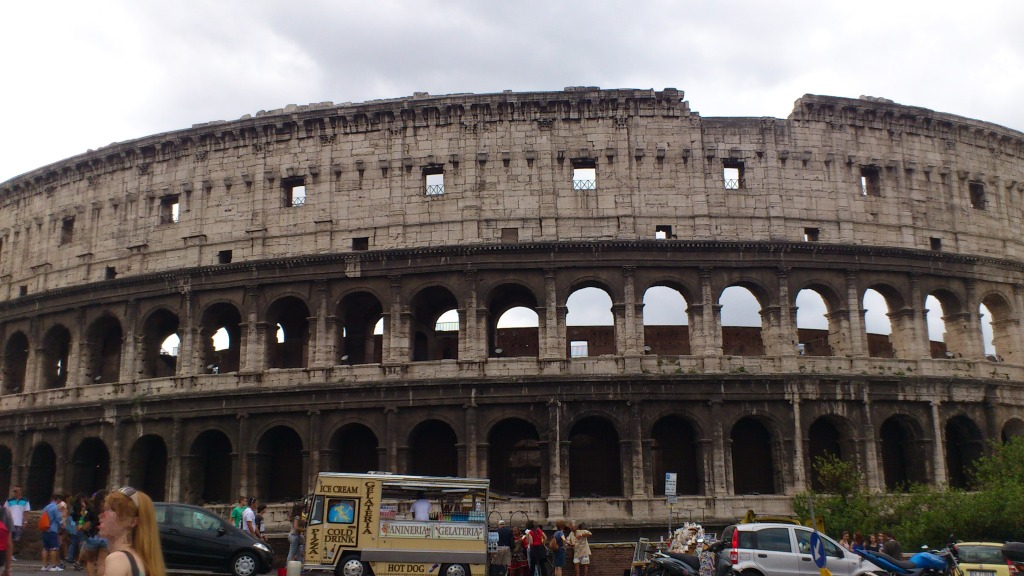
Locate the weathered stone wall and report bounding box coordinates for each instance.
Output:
[1,88,1024,529]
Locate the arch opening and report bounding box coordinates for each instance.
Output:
[41,325,72,389]
[880,415,927,490]
[128,435,167,501]
[266,297,310,369]
[489,284,540,359]
[142,310,180,378]
[86,316,123,384]
[408,420,458,476]
[945,415,984,489]
[337,292,384,365]
[187,430,233,504]
[201,303,242,373]
[256,425,304,501]
[70,437,110,497]
[487,418,541,497]
[796,289,832,356]
[566,287,615,358]
[26,443,56,508]
[410,287,460,362]
[731,417,775,494]
[643,286,690,355]
[651,415,700,495]
[807,417,844,491]
[720,286,763,356]
[327,424,379,473]
[569,416,622,497]
[3,331,29,394]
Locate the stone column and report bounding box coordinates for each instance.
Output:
[540,269,563,360]
[709,399,728,495]
[790,396,806,492]
[384,274,407,363]
[179,289,196,375]
[55,425,68,495]
[908,275,931,359]
[23,321,39,394]
[944,280,986,360]
[845,271,868,357]
[930,400,948,486]
[120,300,139,382]
[109,419,123,487]
[461,270,486,361]
[464,400,478,477]
[168,417,182,501]
[385,407,398,472]
[312,280,331,368]
[308,410,321,487]
[236,413,250,496]
[70,308,86,387]
[861,394,880,491]
[695,268,722,356]
[629,401,646,499]
[619,266,640,356]
[546,398,565,515]
[764,268,799,357]
[240,285,261,372]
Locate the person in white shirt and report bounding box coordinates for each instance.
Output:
[242,498,260,539]
[410,492,431,521]
[5,486,29,561]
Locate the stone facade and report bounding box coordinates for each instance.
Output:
[1,87,1024,528]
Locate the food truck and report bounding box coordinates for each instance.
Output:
[303,473,490,576]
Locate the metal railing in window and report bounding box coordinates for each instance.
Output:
[426,184,445,196]
[159,213,179,224]
[572,179,596,191]
[291,195,306,207]
[724,178,744,190]
[435,321,459,332]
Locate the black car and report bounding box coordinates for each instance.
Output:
[155,503,274,576]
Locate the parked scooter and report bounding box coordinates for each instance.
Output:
[643,548,701,576]
[854,538,962,576]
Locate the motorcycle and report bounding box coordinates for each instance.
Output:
[643,549,701,576]
[855,539,962,576]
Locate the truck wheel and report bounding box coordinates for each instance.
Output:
[338,556,371,576]
[442,564,469,576]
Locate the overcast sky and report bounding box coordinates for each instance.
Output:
[5,0,1009,352]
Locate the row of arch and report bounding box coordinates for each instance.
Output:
[5,411,1020,508]
[2,271,1017,393]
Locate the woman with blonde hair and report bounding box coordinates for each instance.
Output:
[98,487,166,576]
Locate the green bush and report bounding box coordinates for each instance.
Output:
[793,438,1024,548]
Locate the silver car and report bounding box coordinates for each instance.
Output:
[720,523,880,576]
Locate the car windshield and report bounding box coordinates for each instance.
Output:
[958,546,1003,564]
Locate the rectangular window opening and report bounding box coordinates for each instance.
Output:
[570,340,589,358]
[424,166,445,196]
[500,228,519,243]
[930,237,942,251]
[655,225,673,240]
[105,266,117,280]
[217,250,233,264]
[803,227,820,242]
[723,160,745,190]
[18,285,28,297]
[60,216,75,245]
[572,159,596,191]
[352,237,369,251]
[283,177,306,207]
[860,166,881,196]
[159,195,180,224]
[969,181,986,210]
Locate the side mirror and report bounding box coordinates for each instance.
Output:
[218,527,226,536]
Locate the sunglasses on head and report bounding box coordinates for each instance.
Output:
[118,486,140,507]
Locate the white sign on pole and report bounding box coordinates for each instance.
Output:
[665,472,677,496]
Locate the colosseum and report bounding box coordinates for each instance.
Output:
[2,86,1024,527]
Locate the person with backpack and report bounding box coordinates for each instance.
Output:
[41,494,64,571]
[1,502,13,576]
[525,521,549,576]
[550,521,566,576]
